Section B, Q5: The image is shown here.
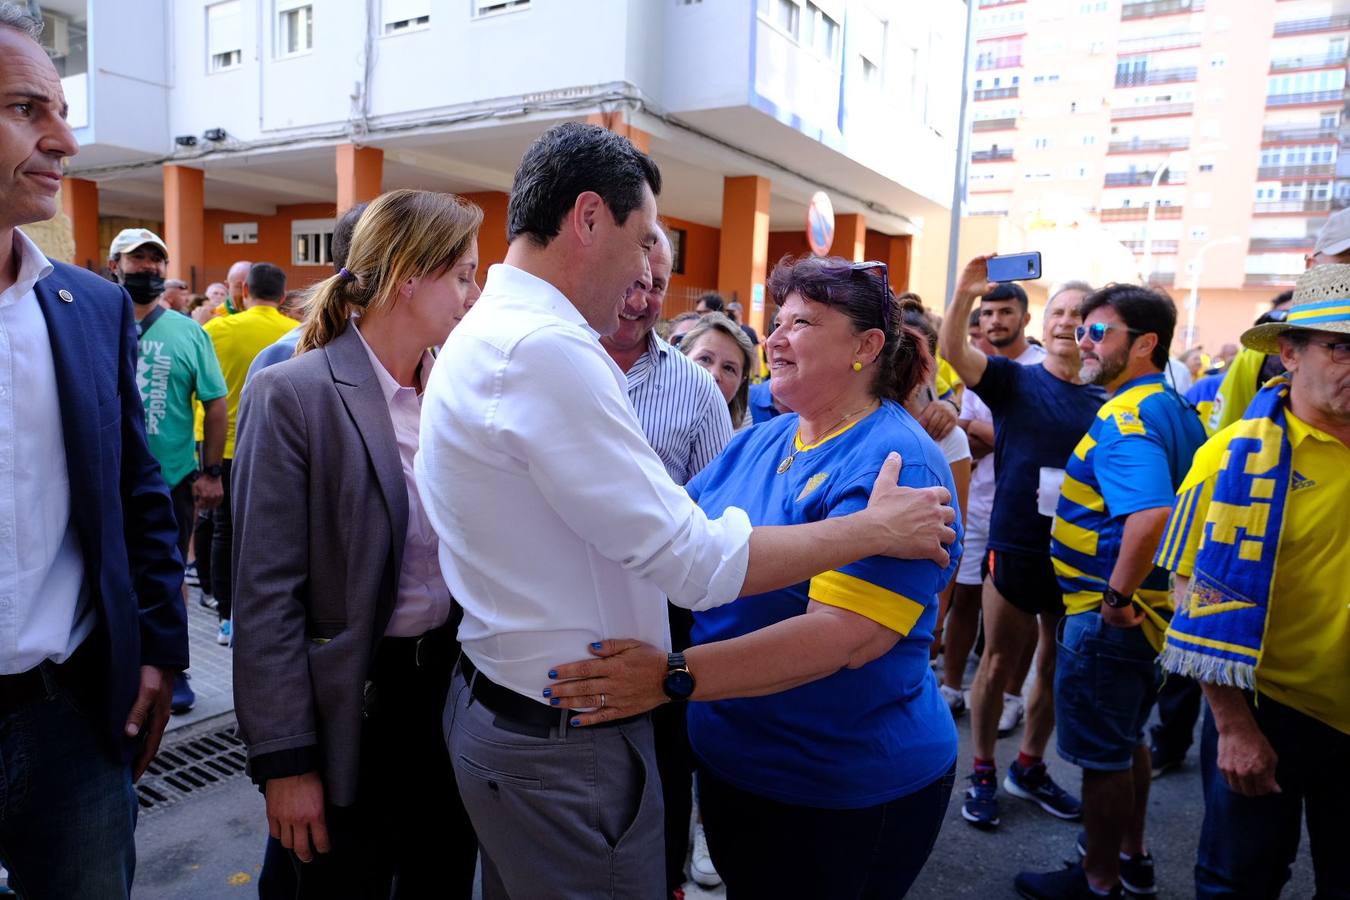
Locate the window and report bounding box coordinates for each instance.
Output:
[473,0,530,17]
[774,0,800,37]
[207,1,243,72]
[668,228,687,276]
[855,7,885,88]
[276,1,312,57]
[292,218,336,266]
[383,0,430,33]
[1033,137,1050,149]
[803,2,840,60]
[1082,134,1096,145]
[224,222,258,245]
[1198,163,1214,172]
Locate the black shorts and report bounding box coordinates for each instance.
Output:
[981,547,1064,617]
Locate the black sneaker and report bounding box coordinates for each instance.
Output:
[1016,862,1121,899]
[1005,760,1083,820]
[961,768,1001,829]
[1075,831,1157,896]
[1148,742,1186,778]
[198,592,218,611]
[184,562,200,588]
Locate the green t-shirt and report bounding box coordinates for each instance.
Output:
[137,309,228,487]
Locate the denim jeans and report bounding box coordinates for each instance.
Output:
[0,686,137,899]
[1196,695,1350,899]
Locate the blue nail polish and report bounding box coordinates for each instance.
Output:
[550,698,560,706]
[547,669,557,679]
[570,717,581,727]
[542,688,551,697]
[590,641,603,650]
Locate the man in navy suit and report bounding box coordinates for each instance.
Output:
[0,9,188,897]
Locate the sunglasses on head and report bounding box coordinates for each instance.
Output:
[1075,322,1143,343]
[846,261,892,334]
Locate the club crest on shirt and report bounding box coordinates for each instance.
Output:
[796,472,829,502]
[1112,410,1145,436]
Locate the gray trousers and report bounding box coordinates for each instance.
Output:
[445,671,665,899]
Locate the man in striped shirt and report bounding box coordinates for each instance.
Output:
[601,226,732,899]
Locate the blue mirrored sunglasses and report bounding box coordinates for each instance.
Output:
[1075,322,1143,343]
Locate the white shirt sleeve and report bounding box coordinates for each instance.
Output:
[491,327,751,611]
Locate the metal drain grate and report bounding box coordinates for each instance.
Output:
[136,723,248,817]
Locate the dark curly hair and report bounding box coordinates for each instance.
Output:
[765,255,933,404]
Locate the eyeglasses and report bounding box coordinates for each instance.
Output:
[849,261,892,334]
[1308,337,1350,364]
[1075,322,1143,343]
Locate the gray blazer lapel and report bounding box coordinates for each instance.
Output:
[326,327,409,579]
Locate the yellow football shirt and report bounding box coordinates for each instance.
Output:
[203,305,298,458]
[1165,411,1350,734]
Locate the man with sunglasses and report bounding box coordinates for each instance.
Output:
[940,259,1105,833]
[1017,285,1206,900]
[1155,264,1350,898]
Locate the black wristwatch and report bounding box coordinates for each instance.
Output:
[200,464,224,478]
[662,652,695,701]
[1102,585,1134,609]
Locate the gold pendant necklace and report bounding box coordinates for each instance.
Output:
[777,402,877,475]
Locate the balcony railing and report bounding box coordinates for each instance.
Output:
[1270,51,1349,72]
[1245,274,1299,288]
[1121,0,1203,20]
[1118,31,1201,54]
[1262,125,1341,144]
[1257,163,1337,179]
[1101,205,1184,221]
[1273,14,1350,36]
[1254,199,1335,214]
[1104,170,1187,186]
[1147,272,1177,287]
[973,117,1018,131]
[974,86,1019,100]
[1115,66,1198,87]
[969,208,1010,216]
[1266,90,1345,106]
[1121,240,1180,253]
[1110,102,1194,119]
[976,56,1023,71]
[1248,237,1315,252]
[972,148,1016,162]
[1108,136,1190,153]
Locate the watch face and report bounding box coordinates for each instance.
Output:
[665,669,695,700]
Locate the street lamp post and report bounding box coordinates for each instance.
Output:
[1184,235,1243,347]
[1141,150,1185,284]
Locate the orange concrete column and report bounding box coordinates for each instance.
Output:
[61,176,100,271]
[835,213,867,262]
[717,175,772,334]
[163,165,204,288]
[336,144,383,214]
[585,112,651,154]
[887,234,913,294]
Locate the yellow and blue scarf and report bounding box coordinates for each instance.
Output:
[1157,377,1292,688]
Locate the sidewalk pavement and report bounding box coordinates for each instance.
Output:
[169,585,234,731]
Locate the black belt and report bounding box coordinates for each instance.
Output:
[0,636,100,716]
[460,655,640,737]
[376,619,459,673]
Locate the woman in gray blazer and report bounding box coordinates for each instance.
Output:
[232,189,483,899]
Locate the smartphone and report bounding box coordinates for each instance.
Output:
[987,251,1042,283]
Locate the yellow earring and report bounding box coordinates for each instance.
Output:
[852,361,863,372]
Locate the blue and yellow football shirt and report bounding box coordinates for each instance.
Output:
[685,401,961,809]
[1050,373,1207,649]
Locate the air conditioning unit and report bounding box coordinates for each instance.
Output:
[40,12,70,59]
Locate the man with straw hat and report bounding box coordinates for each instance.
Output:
[1155,263,1350,898]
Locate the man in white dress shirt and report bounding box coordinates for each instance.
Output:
[0,9,189,897]
[417,122,956,898]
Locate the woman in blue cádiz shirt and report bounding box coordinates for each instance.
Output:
[549,256,962,898]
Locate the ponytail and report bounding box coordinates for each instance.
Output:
[296,270,377,353]
[883,322,935,405]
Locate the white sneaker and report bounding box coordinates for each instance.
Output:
[939,683,967,717]
[690,821,721,887]
[216,619,232,646]
[998,693,1025,737]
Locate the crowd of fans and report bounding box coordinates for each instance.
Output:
[1,8,1347,899]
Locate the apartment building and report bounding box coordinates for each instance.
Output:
[33,0,967,332]
[967,0,1350,348]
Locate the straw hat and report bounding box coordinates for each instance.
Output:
[1241,263,1350,354]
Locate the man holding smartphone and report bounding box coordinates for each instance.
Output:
[940,256,1105,832]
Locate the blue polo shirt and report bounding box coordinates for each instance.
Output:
[748,380,780,424]
[686,402,960,808]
